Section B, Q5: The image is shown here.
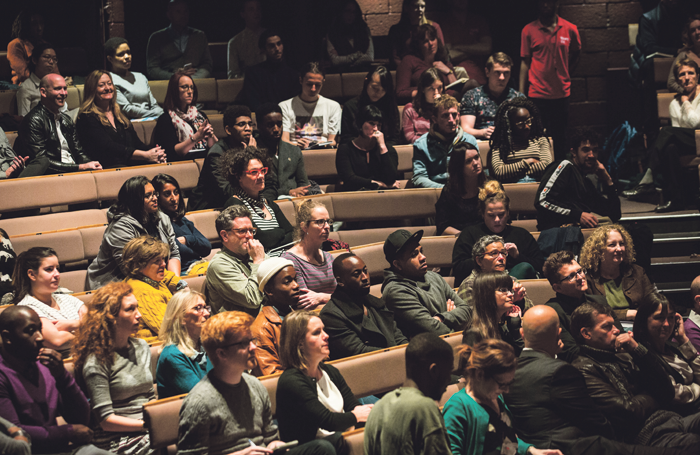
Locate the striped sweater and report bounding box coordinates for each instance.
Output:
[490,136,552,183]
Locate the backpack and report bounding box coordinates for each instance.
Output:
[605,121,645,181]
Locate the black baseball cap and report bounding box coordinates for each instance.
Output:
[384,229,424,263]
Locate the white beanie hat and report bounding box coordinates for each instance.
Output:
[257,257,294,292]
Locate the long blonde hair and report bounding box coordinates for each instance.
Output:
[79,70,130,129]
[159,288,206,357]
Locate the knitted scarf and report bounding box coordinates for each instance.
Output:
[168,106,207,149]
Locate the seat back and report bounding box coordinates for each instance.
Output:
[0,90,17,116]
[143,394,187,450]
[186,210,221,243]
[301,149,338,180]
[80,225,108,263]
[0,173,97,213]
[216,79,244,105]
[66,86,81,110]
[503,183,539,217]
[92,162,198,201]
[341,72,366,99]
[0,210,107,237]
[520,279,556,305]
[195,79,218,105]
[11,230,85,264]
[149,81,170,105]
[323,74,343,100]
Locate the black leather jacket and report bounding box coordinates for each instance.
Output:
[14,103,90,173]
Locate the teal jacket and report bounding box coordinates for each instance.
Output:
[156,343,212,399]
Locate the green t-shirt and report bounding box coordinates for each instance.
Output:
[603,278,628,310]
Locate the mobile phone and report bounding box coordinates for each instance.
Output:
[272,441,298,453]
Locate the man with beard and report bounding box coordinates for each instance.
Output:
[178,311,335,455]
[256,103,311,198]
[251,257,303,376]
[320,253,408,360]
[535,128,621,231]
[381,229,471,339]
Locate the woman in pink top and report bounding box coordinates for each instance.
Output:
[401,67,443,143]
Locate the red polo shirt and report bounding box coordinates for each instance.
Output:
[521,17,581,99]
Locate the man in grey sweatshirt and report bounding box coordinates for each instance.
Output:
[380,229,471,339]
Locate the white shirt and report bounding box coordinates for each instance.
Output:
[315,368,345,438]
[279,95,341,145]
[669,94,700,129]
[54,114,75,164]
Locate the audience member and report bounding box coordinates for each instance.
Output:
[535,128,620,231]
[434,142,485,235]
[340,66,400,146]
[153,173,212,276]
[277,311,373,450]
[336,105,399,191]
[433,0,492,85]
[156,288,212,399]
[87,176,181,290]
[205,205,267,315]
[520,0,581,160]
[14,74,102,177]
[668,15,700,94]
[280,62,342,149]
[238,30,301,111]
[460,52,523,140]
[457,235,532,314]
[76,70,165,168]
[227,0,266,79]
[8,11,58,86]
[0,306,107,455]
[72,282,157,455]
[0,229,17,300]
[251,257,301,376]
[121,236,186,341]
[326,0,374,72]
[412,94,478,188]
[0,128,27,180]
[105,37,164,120]
[571,301,700,450]
[402,67,443,143]
[282,200,336,309]
[579,225,655,322]
[684,275,700,351]
[381,229,471,338]
[12,247,85,356]
[153,70,217,162]
[470,272,524,355]
[633,293,700,414]
[177,311,334,455]
[0,415,30,455]
[388,0,445,68]
[489,97,552,183]
[221,146,294,254]
[256,103,313,198]
[453,183,543,284]
[187,105,262,210]
[624,58,700,213]
[396,24,458,102]
[146,0,213,80]
[17,43,65,116]
[364,332,454,455]
[541,250,615,363]
[320,253,407,360]
[444,339,561,455]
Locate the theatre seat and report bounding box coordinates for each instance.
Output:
[149,81,170,105]
[323,74,343,100]
[11,230,85,264]
[5,131,17,148]
[216,79,244,105]
[520,279,556,305]
[186,210,220,243]
[143,394,185,453]
[0,90,18,116]
[0,209,107,237]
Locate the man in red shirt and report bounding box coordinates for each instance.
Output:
[520,0,581,160]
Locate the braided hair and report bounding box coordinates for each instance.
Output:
[489,97,544,162]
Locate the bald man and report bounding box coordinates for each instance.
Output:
[14,74,102,177]
[505,306,687,455]
[684,275,700,351]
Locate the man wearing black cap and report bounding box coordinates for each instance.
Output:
[380,229,471,339]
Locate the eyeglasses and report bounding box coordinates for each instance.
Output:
[493,377,515,389]
[244,167,268,178]
[514,117,533,128]
[559,268,586,283]
[179,85,194,92]
[482,250,508,259]
[42,55,58,63]
[496,287,514,295]
[189,304,207,313]
[220,337,258,350]
[229,227,258,236]
[235,121,254,128]
[310,218,333,226]
[144,191,159,200]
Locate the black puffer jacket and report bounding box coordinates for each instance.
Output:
[14,103,90,173]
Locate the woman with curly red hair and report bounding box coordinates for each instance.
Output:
[72,282,156,455]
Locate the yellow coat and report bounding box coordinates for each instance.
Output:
[126,270,181,342]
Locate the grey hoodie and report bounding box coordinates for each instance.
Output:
[86,210,180,290]
[381,268,471,339]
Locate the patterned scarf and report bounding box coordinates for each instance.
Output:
[168,106,207,149]
[233,187,266,210]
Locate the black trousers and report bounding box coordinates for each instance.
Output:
[532,96,570,161]
[648,126,697,204]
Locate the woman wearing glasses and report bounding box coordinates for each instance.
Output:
[470,272,523,355]
[443,339,561,455]
[488,97,552,184]
[87,176,181,290]
[281,200,337,310]
[77,70,166,168]
[153,70,217,162]
[73,282,157,455]
[221,146,294,256]
[156,288,211,399]
[579,225,654,322]
[16,42,63,116]
[121,236,187,341]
